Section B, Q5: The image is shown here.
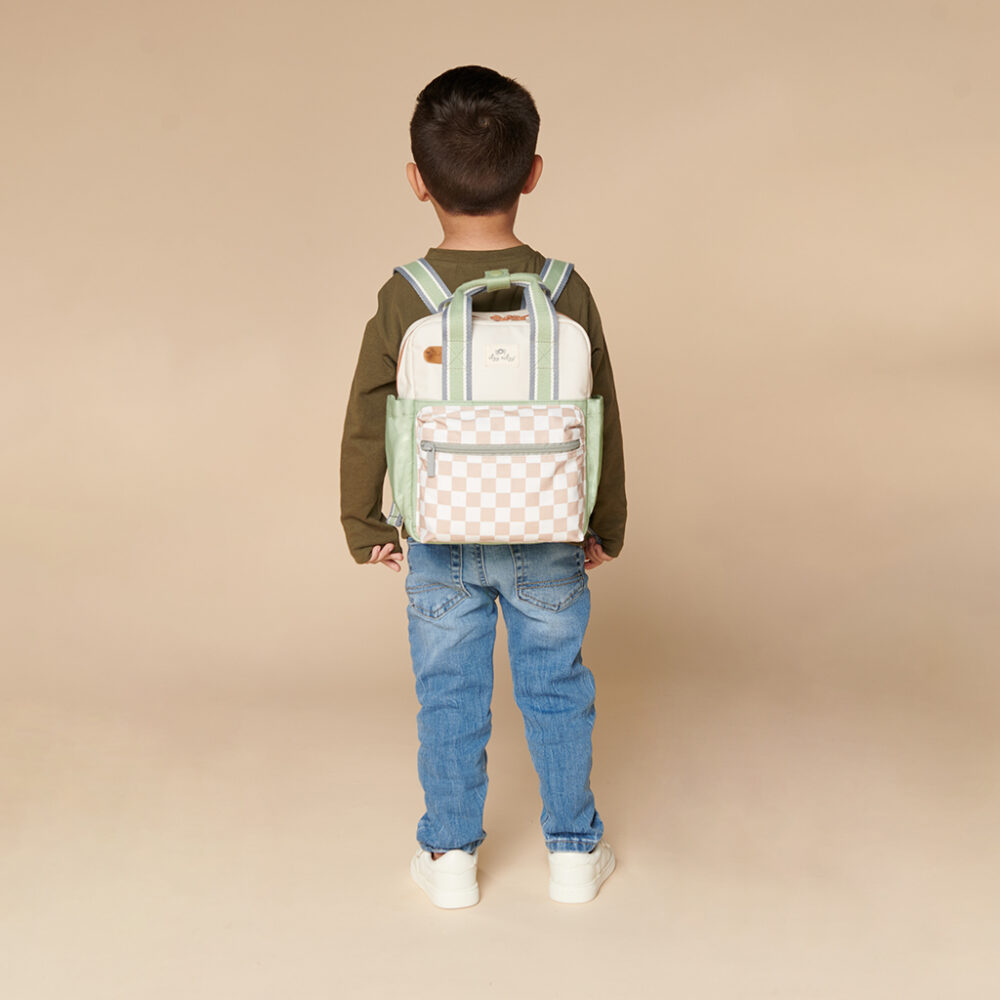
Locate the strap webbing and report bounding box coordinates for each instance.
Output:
[442,270,558,402]
[397,258,571,311]
[393,259,451,313]
[538,258,574,303]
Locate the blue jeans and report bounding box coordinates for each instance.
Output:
[404,538,604,855]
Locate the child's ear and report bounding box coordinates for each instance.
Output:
[521,154,543,195]
[406,162,431,202]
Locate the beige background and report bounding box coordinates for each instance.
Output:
[2,1,998,997]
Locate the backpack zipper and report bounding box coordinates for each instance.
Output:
[420,439,581,478]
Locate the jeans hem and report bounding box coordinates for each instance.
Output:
[419,839,482,855]
[545,838,600,853]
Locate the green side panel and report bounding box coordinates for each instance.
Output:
[584,396,604,525]
[385,395,421,541]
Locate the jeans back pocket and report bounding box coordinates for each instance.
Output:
[513,542,587,612]
[405,540,470,621]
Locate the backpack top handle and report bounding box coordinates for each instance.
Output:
[440,269,559,403]
[394,258,574,316]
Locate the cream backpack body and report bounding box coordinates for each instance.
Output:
[385,258,603,545]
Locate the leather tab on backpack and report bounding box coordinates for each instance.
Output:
[423,346,442,364]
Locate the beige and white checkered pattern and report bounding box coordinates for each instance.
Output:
[416,404,586,544]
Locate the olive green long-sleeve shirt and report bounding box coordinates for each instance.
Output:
[340,243,627,563]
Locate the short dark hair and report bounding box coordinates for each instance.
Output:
[409,66,541,216]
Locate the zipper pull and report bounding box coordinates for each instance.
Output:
[420,440,436,477]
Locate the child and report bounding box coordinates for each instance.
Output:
[340,66,627,907]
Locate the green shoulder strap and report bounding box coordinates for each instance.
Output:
[393,258,451,313]
[538,258,574,303]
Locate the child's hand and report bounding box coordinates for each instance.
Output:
[583,535,614,570]
[368,542,404,572]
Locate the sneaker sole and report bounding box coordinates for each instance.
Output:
[549,852,616,903]
[409,856,480,909]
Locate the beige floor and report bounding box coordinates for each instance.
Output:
[5,403,999,1000]
[4,650,998,999]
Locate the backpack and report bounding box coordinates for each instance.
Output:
[384,257,603,545]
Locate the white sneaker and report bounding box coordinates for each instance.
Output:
[410,848,480,909]
[548,840,616,903]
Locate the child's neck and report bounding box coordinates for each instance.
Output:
[432,203,523,251]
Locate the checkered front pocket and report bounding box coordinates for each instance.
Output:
[415,404,587,544]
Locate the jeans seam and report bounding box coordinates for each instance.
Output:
[451,544,470,595]
[519,573,584,588]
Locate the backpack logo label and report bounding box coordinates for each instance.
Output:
[486,344,519,368]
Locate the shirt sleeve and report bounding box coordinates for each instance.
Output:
[580,288,628,557]
[339,278,404,563]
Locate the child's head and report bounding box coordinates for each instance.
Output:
[408,65,541,217]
